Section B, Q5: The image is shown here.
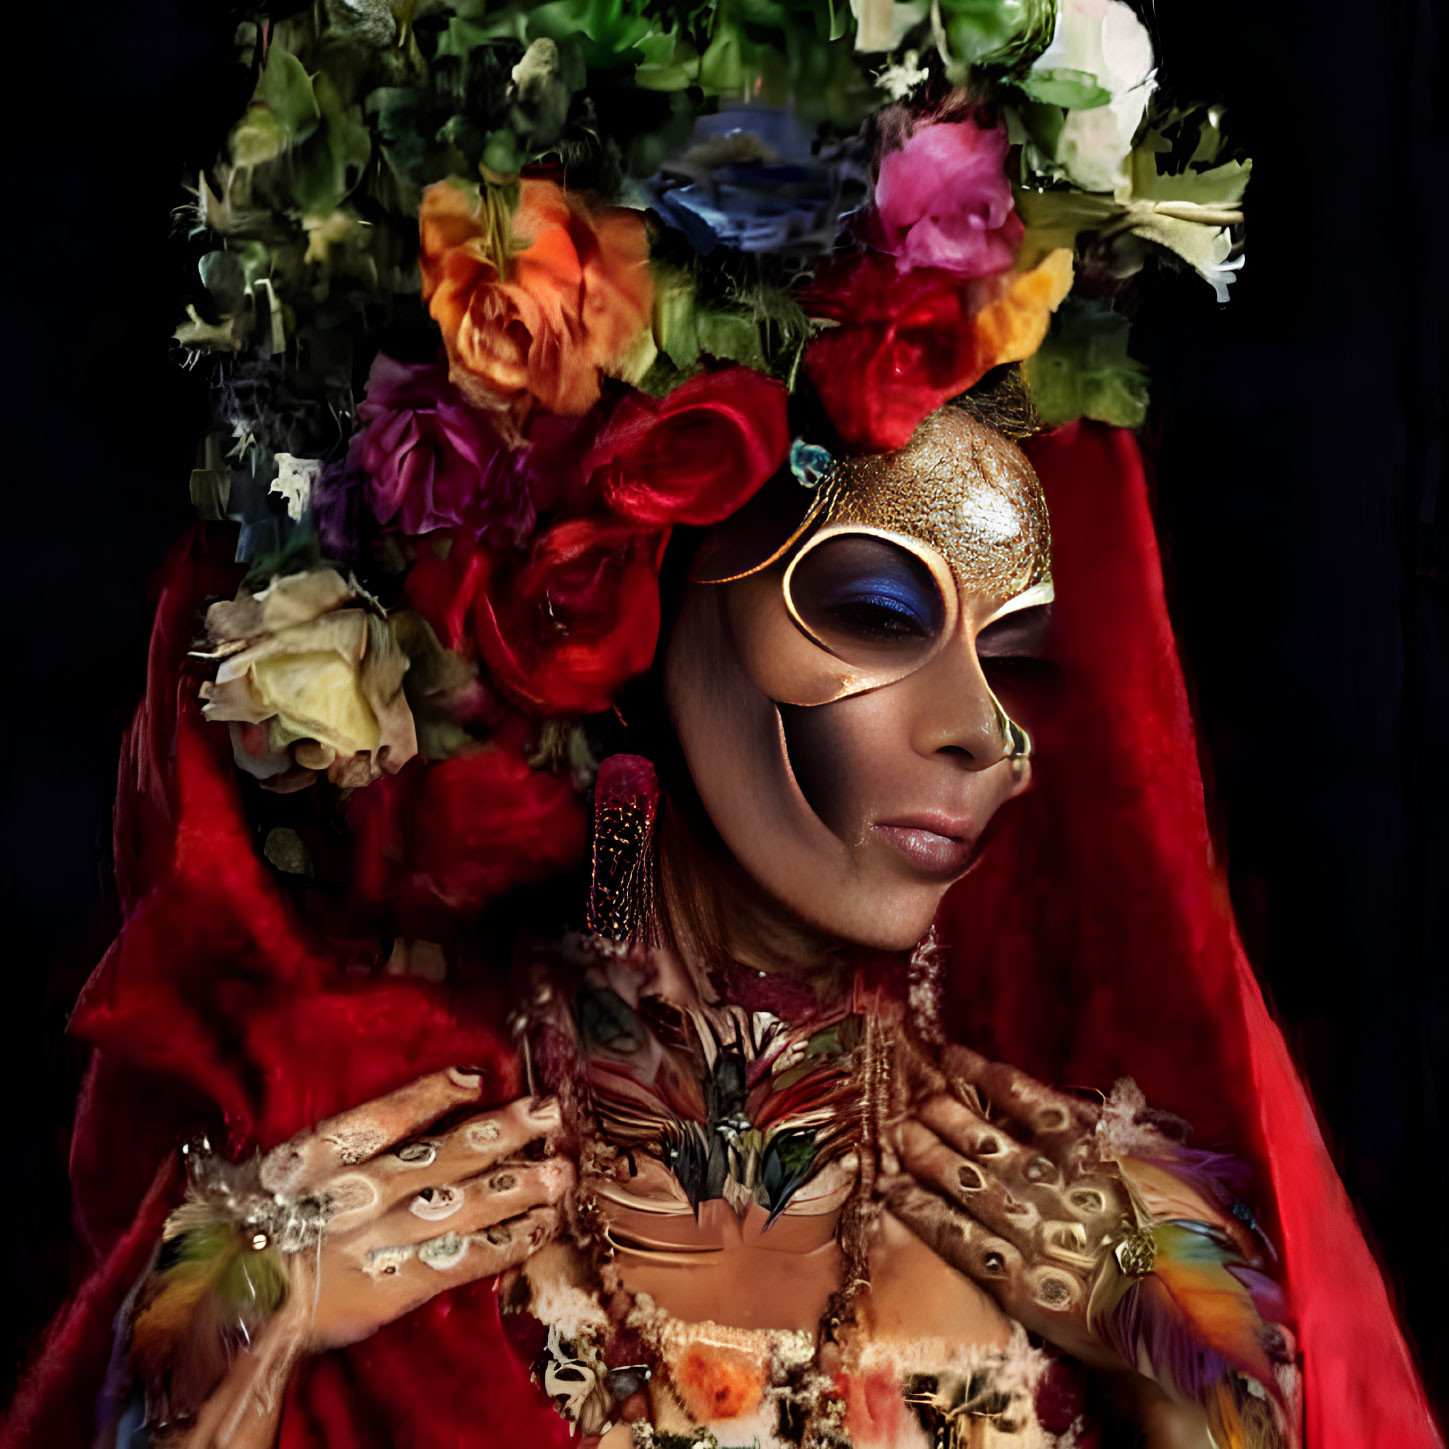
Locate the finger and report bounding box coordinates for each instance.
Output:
[883,1181,1100,1361]
[893,1031,955,1103]
[916,1091,1075,1193]
[414,1097,563,1195]
[939,1044,1096,1146]
[338,1157,574,1253]
[914,1092,1029,1164]
[897,1116,1042,1250]
[882,1177,1026,1293]
[261,1068,491,1195]
[321,1096,563,1225]
[345,1204,564,1331]
[902,1106,1125,1263]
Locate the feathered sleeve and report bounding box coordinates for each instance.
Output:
[1088,1084,1302,1449]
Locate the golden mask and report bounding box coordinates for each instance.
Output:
[694,409,1053,708]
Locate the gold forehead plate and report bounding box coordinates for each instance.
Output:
[697,408,1052,600]
[808,409,1051,601]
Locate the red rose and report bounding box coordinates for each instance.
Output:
[474,517,667,715]
[802,249,1073,450]
[586,368,791,526]
[402,535,491,655]
[350,719,588,929]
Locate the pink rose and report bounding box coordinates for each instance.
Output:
[874,118,1023,278]
[350,353,534,543]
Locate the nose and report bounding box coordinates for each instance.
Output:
[905,634,1014,770]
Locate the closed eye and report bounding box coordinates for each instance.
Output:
[976,604,1053,661]
[789,534,946,657]
[819,588,933,641]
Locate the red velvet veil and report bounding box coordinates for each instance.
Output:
[3,425,1439,1448]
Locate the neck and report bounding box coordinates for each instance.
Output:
[654,793,872,1005]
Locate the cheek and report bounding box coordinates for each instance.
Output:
[778,696,904,841]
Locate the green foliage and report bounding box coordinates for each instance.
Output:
[938,0,1058,73]
[176,0,1252,526]
[1018,67,1109,109]
[1024,298,1149,427]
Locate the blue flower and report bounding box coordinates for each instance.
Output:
[647,106,865,256]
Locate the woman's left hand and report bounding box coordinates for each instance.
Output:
[881,1043,1131,1367]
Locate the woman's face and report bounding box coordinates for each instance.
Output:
[664,411,1051,953]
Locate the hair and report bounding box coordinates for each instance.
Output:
[605,552,741,967]
[606,535,860,979]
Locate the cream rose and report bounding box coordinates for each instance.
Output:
[198,568,418,790]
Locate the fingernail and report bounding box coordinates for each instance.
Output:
[449,1066,488,1087]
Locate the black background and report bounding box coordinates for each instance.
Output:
[1,0,1444,1427]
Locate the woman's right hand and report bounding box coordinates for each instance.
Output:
[179,1067,572,1448]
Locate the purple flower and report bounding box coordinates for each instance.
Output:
[349,353,536,543]
[873,118,1023,278]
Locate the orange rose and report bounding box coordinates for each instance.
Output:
[420,178,653,433]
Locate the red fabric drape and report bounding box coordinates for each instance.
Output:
[941,423,1439,1446]
[3,426,1438,1447]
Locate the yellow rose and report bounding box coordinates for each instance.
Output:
[198,568,417,790]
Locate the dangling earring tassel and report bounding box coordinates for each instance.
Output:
[586,754,659,948]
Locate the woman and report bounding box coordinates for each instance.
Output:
[2,2,1438,1447]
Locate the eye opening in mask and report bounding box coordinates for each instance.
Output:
[782,527,957,670]
[975,598,1054,662]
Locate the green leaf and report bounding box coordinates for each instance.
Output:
[290,71,373,215]
[1011,100,1067,158]
[199,250,247,312]
[1013,185,1117,265]
[367,86,435,194]
[229,45,321,170]
[234,241,272,288]
[1024,297,1149,428]
[435,15,514,61]
[1018,67,1111,109]
[938,0,1058,73]
[482,128,523,178]
[696,309,766,369]
[633,30,700,90]
[1130,151,1251,207]
[230,109,290,168]
[255,45,320,139]
[649,265,777,382]
[652,269,702,373]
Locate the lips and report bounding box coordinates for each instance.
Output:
[872,814,978,877]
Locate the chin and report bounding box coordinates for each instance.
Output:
[798,880,949,953]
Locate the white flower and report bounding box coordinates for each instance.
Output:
[850,0,927,53]
[270,452,321,521]
[1030,0,1156,193]
[874,48,931,101]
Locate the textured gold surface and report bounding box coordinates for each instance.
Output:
[1114,1226,1160,1279]
[810,409,1051,601]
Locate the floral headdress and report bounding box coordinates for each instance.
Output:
[178,0,1249,926]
